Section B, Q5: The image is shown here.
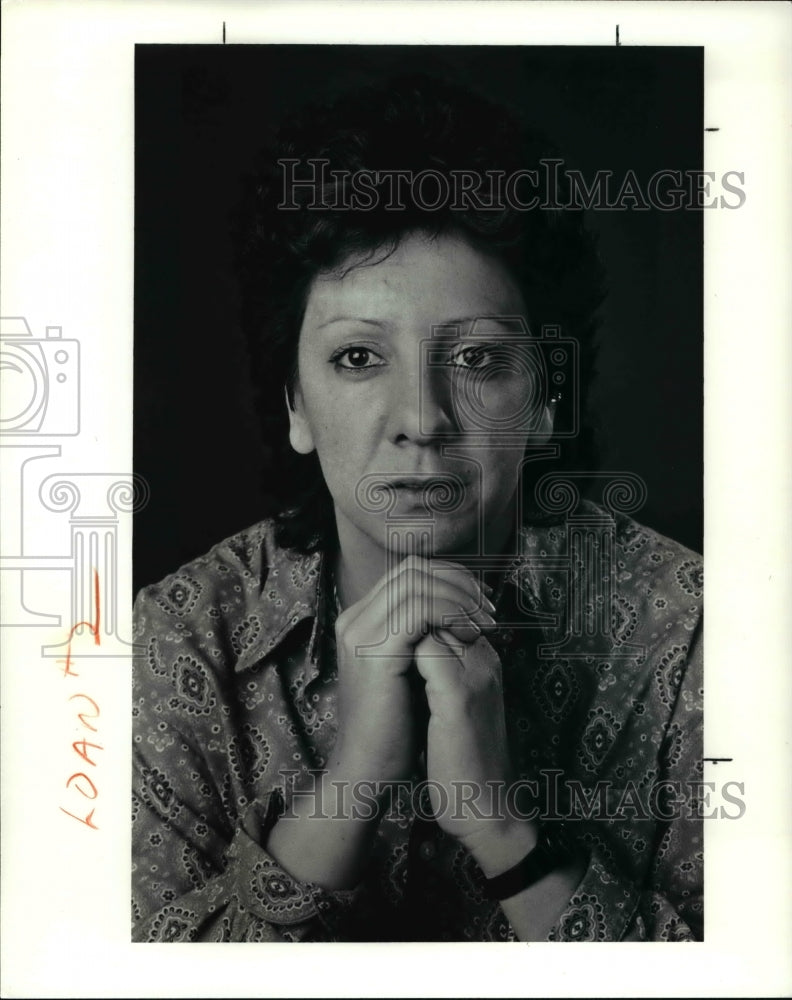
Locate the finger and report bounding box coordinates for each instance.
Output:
[401,558,495,615]
[435,617,480,646]
[413,630,465,692]
[426,559,495,603]
[416,631,502,704]
[347,562,492,633]
[336,557,495,661]
[335,573,471,662]
[361,555,492,616]
[408,584,495,647]
[426,597,496,643]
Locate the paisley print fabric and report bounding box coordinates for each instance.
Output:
[132,502,703,942]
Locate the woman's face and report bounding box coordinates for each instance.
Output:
[288,229,553,560]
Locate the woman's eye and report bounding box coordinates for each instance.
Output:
[446,343,525,371]
[447,345,494,369]
[330,347,386,371]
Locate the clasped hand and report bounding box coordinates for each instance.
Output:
[331,555,525,857]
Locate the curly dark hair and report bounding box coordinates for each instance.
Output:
[234,73,606,553]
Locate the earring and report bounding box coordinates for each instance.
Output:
[549,391,563,405]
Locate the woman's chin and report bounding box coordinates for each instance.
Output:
[383,518,480,560]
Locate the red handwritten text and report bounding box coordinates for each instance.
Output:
[58,569,103,830]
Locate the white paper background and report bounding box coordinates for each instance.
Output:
[1,1,790,996]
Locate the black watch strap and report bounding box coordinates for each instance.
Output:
[482,825,572,901]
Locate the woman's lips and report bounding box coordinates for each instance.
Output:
[386,475,471,511]
[390,477,438,489]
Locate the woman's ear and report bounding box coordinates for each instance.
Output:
[533,397,557,445]
[285,384,315,455]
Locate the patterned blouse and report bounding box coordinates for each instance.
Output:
[131,502,703,942]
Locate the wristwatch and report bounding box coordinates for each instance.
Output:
[482,823,577,901]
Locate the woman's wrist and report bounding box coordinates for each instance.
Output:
[461,817,540,879]
[327,744,415,802]
[265,775,382,891]
[464,820,588,940]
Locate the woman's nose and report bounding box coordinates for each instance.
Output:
[389,359,453,446]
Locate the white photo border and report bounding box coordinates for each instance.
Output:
[1,2,790,997]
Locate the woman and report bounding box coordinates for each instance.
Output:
[132,74,703,942]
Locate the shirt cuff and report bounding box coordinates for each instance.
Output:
[225,793,362,935]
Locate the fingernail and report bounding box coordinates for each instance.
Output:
[482,596,496,614]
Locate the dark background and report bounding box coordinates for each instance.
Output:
[134,45,703,595]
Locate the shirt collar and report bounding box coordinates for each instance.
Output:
[509,519,569,632]
[234,542,328,677]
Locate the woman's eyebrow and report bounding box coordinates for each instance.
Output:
[441,314,523,332]
[314,313,522,333]
[444,314,512,324]
[315,316,389,331]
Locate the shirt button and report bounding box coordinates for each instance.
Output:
[419,840,437,862]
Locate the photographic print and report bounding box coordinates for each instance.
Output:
[133,44,706,944]
[2,2,790,996]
